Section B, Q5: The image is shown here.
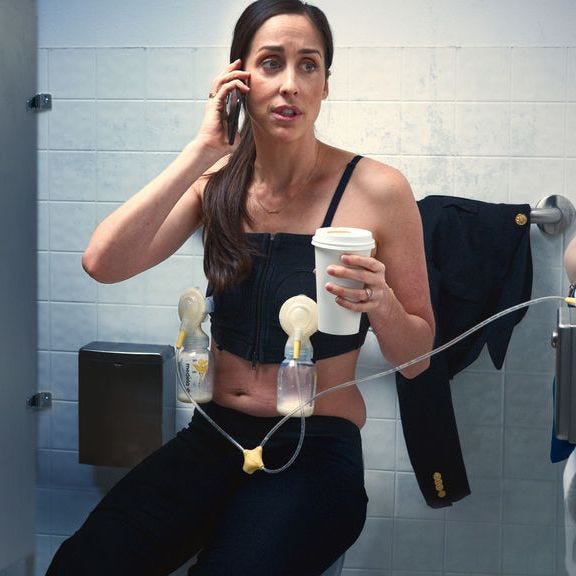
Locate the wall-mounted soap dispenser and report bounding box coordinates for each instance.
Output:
[78,341,175,468]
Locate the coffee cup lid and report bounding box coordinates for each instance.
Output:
[311,227,375,250]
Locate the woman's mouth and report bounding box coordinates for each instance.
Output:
[272,105,301,120]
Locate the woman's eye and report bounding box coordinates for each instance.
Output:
[302,60,317,73]
[262,58,281,71]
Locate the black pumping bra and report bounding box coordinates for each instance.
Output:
[207,155,370,365]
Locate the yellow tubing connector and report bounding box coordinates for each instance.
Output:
[175,328,187,350]
[242,446,264,474]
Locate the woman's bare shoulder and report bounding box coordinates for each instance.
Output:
[356,157,412,199]
[324,145,411,197]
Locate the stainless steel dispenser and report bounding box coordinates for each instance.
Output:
[553,308,576,443]
[79,341,175,468]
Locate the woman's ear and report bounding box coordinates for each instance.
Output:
[322,70,330,100]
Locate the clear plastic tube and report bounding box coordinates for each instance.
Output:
[175,346,307,473]
[175,348,244,453]
[177,295,567,473]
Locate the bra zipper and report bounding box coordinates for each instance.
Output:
[252,233,276,367]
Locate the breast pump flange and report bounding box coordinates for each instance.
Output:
[175,287,214,405]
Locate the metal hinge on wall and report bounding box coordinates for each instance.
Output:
[27,392,52,409]
[26,93,52,112]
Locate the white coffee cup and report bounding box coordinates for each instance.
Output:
[312,227,376,335]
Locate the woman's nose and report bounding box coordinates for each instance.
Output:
[279,68,298,96]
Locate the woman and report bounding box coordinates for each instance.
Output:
[48,1,435,574]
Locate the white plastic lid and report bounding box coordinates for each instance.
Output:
[311,227,375,251]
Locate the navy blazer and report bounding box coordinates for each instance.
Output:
[396,196,533,507]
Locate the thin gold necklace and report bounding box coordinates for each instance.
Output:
[251,146,321,215]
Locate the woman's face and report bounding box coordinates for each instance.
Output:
[243,14,329,143]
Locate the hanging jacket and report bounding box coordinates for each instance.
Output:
[397,195,533,507]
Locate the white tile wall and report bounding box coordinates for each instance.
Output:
[35,22,576,576]
[348,48,403,101]
[569,49,576,100]
[95,100,147,151]
[455,102,511,156]
[566,104,576,155]
[49,100,97,150]
[402,103,454,155]
[96,48,146,99]
[95,151,175,202]
[510,158,565,206]
[48,151,97,201]
[510,103,566,157]
[49,202,95,251]
[145,48,199,100]
[511,48,567,102]
[455,47,511,102]
[393,519,445,571]
[48,49,96,98]
[502,524,557,575]
[444,522,502,573]
[347,103,402,155]
[444,477,502,523]
[401,48,455,102]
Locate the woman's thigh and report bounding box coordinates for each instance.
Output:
[191,428,368,576]
[46,406,367,576]
[46,415,244,576]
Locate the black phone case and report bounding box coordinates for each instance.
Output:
[226,88,241,145]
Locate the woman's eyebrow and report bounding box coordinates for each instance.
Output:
[256,45,322,57]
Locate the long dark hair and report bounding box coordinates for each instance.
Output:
[202,0,333,293]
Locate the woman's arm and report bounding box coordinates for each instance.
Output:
[82,142,218,283]
[326,162,435,378]
[565,235,576,285]
[82,60,250,284]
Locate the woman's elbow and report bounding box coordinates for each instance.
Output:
[399,356,431,379]
[82,247,116,284]
[399,320,435,379]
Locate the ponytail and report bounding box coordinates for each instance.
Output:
[202,120,258,293]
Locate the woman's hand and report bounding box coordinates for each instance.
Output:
[196,59,251,155]
[325,253,391,313]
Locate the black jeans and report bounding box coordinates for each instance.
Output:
[46,403,368,576]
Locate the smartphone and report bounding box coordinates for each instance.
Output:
[226,88,242,146]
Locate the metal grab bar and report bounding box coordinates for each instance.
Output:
[531,195,575,235]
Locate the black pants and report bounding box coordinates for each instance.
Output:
[46,403,368,576]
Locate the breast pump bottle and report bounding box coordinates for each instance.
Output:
[277,295,318,417]
[175,287,213,404]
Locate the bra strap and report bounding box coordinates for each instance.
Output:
[321,155,363,228]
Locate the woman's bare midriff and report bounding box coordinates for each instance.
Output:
[210,344,367,429]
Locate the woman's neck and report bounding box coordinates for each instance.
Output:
[252,138,321,192]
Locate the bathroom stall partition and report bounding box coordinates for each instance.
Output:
[0,0,38,574]
[34,1,576,575]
